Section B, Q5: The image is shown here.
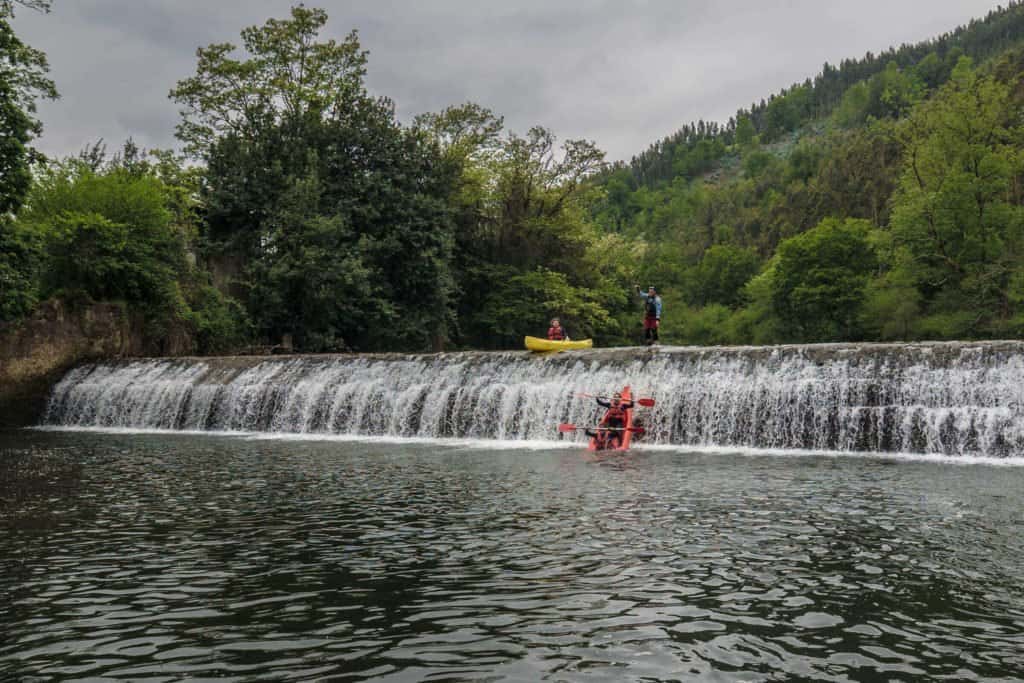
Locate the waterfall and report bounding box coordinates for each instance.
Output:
[41,343,1024,456]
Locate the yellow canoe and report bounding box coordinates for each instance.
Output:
[524,336,593,352]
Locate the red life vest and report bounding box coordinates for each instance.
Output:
[602,404,627,426]
[548,326,566,340]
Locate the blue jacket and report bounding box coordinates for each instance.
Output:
[638,291,662,318]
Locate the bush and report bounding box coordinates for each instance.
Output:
[183,285,252,354]
[0,220,41,322]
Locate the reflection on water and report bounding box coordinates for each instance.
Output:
[2,430,1024,681]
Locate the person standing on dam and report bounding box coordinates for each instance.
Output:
[635,285,662,346]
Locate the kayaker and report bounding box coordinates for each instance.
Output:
[596,391,635,415]
[586,392,634,449]
[547,318,570,341]
[635,285,662,346]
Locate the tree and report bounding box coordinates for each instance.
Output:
[476,267,613,346]
[734,115,757,149]
[769,218,877,341]
[414,102,503,165]
[170,6,368,157]
[0,0,57,213]
[692,245,761,308]
[890,58,1024,334]
[811,121,901,226]
[20,161,186,311]
[0,219,40,320]
[0,0,56,322]
[417,113,611,348]
[489,126,605,268]
[172,6,457,351]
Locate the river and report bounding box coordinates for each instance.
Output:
[2,428,1023,681]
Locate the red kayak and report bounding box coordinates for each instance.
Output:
[588,385,634,451]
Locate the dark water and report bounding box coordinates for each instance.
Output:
[2,430,1024,682]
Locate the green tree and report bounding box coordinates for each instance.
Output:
[170,6,368,156]
[20,162,186,311]
[867,62,923,120]
[476,267,613,346]
[734,115,757,149]
[0,219,40,320]
[416,113,608,348]
[915,51,948,90]
[0,0,56,213]
[833,81,871,128]
[769,218,877,341]
[890,58,1024,334]
[692,244,761,308]
[811,121,901,226]
[762,85,811,141]
[173,6,457,351]
[0,0,56,322]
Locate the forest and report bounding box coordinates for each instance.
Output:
[4,1,1024,352]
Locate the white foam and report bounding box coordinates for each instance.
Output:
[40,347,1024,457]
[29,424,1024,466]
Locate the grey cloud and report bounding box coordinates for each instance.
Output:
[14,0,1003,163]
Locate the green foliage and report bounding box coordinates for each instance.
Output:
[19,164,185,311]
[7,144,251,353]
[665,303,734,346]
[170,6,368,157]
[914,52,948,90]
[246,172,376,352]
[734,116,757,149]
[691,245,761,308]
[583,13,1024,348]
[673,137,726,178]
[182,284,252,354]
[833,63,923,128]
[16,1,1024,358]
[476,267,613,347]
[417,103,611,348]
[769,218,877,341]
[762,85,811,141]
[859,268,921,340]
[890,58,1024,334]
[176,7,457,351]
[0,0,56,214]
[810,121,901,226]
[0,219,40,321]
[741,150,779,178]
[833,82,871,129]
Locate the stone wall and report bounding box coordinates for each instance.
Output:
[0,301,150,428]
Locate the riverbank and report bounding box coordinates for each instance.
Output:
[0,301,149,428]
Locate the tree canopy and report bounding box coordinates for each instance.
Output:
[10,2,1024,353]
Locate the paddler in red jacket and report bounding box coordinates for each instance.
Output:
[586,392,634,449]
[547,318,570,341]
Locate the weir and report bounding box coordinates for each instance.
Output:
[41,342,1024,457]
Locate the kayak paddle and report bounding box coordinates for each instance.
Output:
[558,423,645,434]
[573,393,655,407]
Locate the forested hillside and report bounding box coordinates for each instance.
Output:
[602,2,1024,344]
[3,1,1024,352]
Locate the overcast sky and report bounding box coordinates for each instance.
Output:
[13,0,1002,162]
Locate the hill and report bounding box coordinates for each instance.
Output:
[587,2,1024,346]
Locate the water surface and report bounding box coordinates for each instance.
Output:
[2,430,1023,681]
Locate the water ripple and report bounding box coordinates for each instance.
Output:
[2,430,1024,681]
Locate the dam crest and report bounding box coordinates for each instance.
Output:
[42,342,1024,457]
